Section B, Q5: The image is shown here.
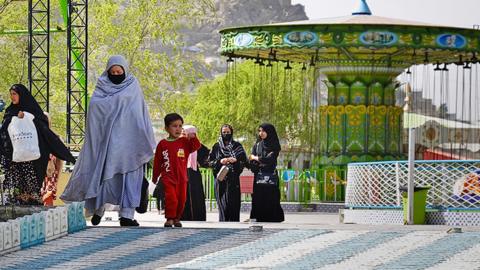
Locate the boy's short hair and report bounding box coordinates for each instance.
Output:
[164,113,184,127]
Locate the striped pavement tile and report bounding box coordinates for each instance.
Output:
[376,232,480,270]
[128,229,277,270]
[317,231,448,270]
[166,229,327,269]
[225,230,368,269]
[425,243,480,270]
[1,228,159,270]
[261,231,407,270]
[83,228,240,270]
[48,229,198,269]
[2,228,480,269]
[0,228,129,269]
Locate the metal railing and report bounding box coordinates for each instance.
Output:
[346,160,480,210]
[199,168,346,207]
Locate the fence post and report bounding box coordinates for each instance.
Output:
[395,162,401,206]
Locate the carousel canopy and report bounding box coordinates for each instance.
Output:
[219,2,480,69]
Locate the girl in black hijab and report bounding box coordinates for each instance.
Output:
[248,123,284,222]
[0,84,75,205]
[208,124,247,221]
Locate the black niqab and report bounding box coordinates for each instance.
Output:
[218,124,246,159]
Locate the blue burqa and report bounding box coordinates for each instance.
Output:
[61,55,156,213]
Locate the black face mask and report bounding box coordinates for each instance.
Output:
[222,133,232,142]
[108,73,126,85]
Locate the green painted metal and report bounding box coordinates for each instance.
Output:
[219,24,480,67]
[199,168,345,204]
[58,0,68,24]
[58,0,86,91]
[0,29,65,35]
[200,168,216,211]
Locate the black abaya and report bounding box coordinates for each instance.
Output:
[249,123,284,222]
[209,141,247,222]
[181,144,209,221]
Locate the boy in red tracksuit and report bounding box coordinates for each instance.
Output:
[152,113,201,227]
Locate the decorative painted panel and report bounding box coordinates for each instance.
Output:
[384,84,395,106]
[367,105,387,153]
[327,106,345,153]
[350,81,367,105]
[284,31,318,46]
[360,31,398,46]
[368,82,384,105]
[436,33,466,49]
[335,82,349,105]
[345,105,367,153]
[326,81,336,105]
[319,106,329,153]
[387,106,403,153]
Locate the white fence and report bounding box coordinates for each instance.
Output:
[346,160,480,210]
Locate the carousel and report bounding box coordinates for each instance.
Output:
[219,0,480,225]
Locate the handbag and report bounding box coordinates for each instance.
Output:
[135,177,149,214]
[217,165,230,182]
[255,171,279,185]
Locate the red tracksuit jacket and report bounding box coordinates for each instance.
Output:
[152,136,201,184]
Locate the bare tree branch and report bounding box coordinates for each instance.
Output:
[0,0,13,15]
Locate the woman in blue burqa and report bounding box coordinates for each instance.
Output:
[61,55,156,226]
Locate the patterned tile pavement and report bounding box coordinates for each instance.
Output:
[2,225,480,269]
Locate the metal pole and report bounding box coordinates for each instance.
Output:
[404,82,415,225]
[407,127,415,225]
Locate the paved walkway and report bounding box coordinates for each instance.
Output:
[2,211,480,269]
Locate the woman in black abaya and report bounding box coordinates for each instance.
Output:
[0,84,75,205]
[248,123,284,222]
[209,124,247,222]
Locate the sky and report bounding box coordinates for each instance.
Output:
[292,0,480,122]
[293,0,480,29]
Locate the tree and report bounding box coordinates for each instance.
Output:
[0,0,215,137]
[163,61,319,153]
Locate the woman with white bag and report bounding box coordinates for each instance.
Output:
[0,84,75,205]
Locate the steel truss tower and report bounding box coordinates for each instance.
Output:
[28,0,50,111]
[66,0,88,150]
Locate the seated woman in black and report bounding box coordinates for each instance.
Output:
[248,123,284,222]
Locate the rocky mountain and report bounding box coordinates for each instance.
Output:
[182,0,308,77]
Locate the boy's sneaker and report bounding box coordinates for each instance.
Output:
[91,214,102,226]
[174,220,182,228]
[119,217,139,227]
[164,219,174,227]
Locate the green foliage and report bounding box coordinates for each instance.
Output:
[164,61,317,152]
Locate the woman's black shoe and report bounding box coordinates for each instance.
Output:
[91,214,102,226]
[119,217,139,227]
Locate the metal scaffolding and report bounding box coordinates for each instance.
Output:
[66,0,88,149]
[28,0,50,111]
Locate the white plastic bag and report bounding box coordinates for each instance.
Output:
[8,112,41,162]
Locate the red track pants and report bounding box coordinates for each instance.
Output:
[162,179,187,220]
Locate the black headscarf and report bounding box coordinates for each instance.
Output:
[5,84,48,125]
[258,123,281,152]
[217,124,245,158]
